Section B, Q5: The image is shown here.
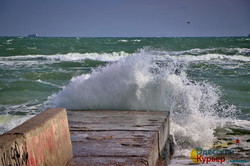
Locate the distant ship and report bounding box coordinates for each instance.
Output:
[27,33,38,38]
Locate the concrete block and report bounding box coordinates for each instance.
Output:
[67,157,150,166]
[0,134,28,166]
[1,108,72,166]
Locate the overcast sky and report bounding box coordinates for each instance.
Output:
[0,0,249,37]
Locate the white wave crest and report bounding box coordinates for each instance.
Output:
[177,47,250,56]
[171,54,250,62]
[0,51,129,62]
[0,115,34,134]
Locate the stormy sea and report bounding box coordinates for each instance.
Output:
[0,37,249,165]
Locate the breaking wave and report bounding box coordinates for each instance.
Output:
[53,52,239,155]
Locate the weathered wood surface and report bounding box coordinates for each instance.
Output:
[66,110,170,166]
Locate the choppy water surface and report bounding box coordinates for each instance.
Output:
[0,37,249,164]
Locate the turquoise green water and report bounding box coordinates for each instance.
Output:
[1,37,250,56]
[0,37,249,162]
[0,37,249,116]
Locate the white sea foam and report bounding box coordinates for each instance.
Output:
[180,47,250,55]
[0,52,129,62]
[6,39,13,43]
[171,54,250,62]
[36,79,63,88]
[0,115,34,134]
[0,60,44,69]
[53,53,238,155]
[6,48,15,50]
[1,48,249,66]
[27,47,37,50]
[233,119,250,130]
[132,39,141,42]
[118,40,129,42]
[5,39,13,45]
[0,52,130,70]
[118,39,141,42]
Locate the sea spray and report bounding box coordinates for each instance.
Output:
[54,54,186,110]
[54,53,238,155]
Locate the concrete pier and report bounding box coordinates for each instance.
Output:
[66,110,170,166]
[0,109,171,166]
